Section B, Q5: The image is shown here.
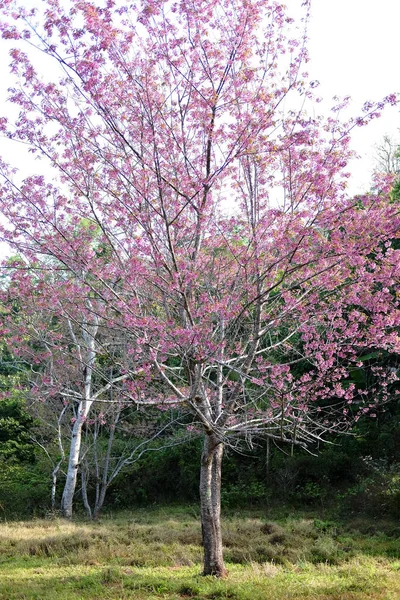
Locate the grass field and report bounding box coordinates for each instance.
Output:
[0,507,399,599]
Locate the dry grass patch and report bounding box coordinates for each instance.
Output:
[0,509,399,599]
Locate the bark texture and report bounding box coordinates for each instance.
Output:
[200,433,227,577]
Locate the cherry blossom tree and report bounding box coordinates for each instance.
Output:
[1,270,184,518]
[0,261,138,517]
[0,0,399,576]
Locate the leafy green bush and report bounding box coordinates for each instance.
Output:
[0,458,50,518]
[338,459,400,518]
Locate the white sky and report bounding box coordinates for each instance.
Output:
[0,0,399,194]
[297,0,400,192]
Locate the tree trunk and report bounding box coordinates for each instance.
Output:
[51,460,62,511]
[199,433,227,577]
[93,420,117,519]
[61,313,98,518]
[81,466,93,519]
[60,412,85,518]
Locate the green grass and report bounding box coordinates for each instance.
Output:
[0,507,399,599]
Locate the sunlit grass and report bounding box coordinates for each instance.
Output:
[0,507,399,599]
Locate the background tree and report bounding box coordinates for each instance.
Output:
[374,135,400,176]
[0,260,140,518]
[0,0,399,577]
[373,135,400,200]
[1,262,190,518]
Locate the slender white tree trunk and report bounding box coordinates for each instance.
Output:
[51,461,62,511]
[61,398,94,518]
[61,312,98,518]
[199,433,226,577]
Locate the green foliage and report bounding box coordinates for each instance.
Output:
[101,421,400,521]
[390,178,400,202]
[0,342,36,463]
[0,458,50,518]
[337,459,400,519]
[106,437,203,508]
[0,345,50,517]
[0,398,35,462]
